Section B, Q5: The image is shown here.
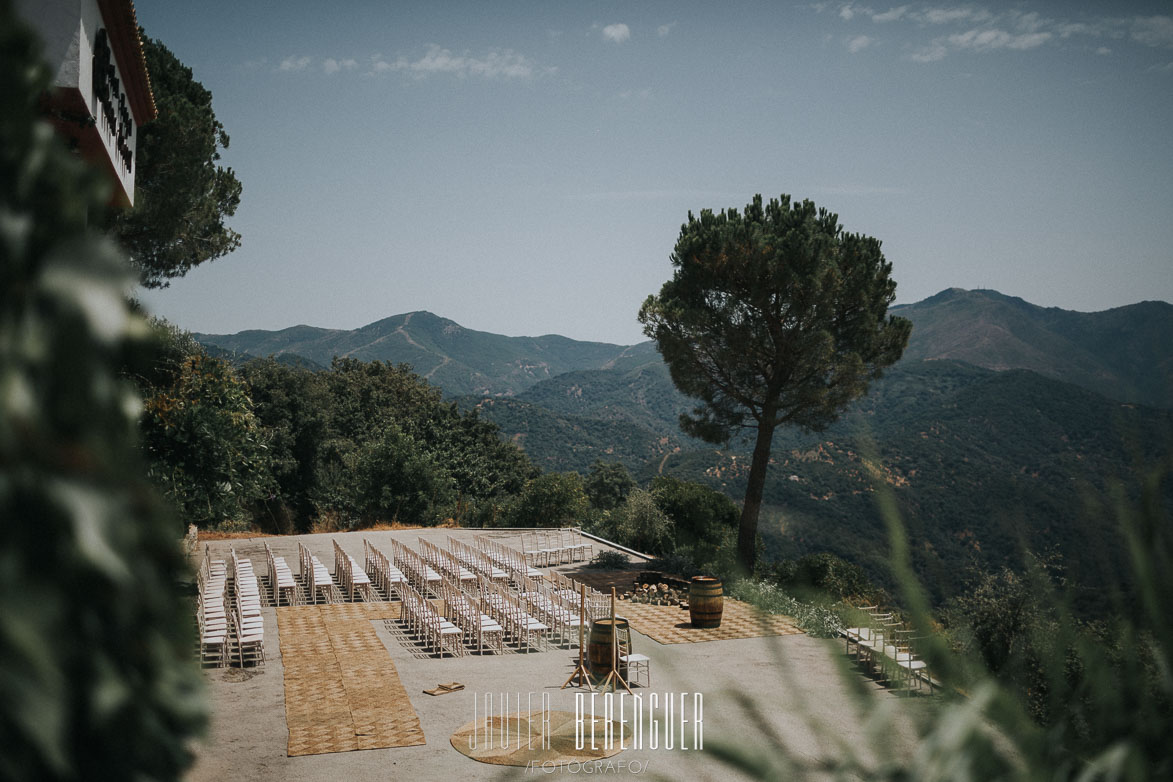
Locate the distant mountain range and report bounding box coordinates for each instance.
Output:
[196,288,1173,409]
[893,288,1173,409]
[194,311,637,396]
[195,289,1173,609]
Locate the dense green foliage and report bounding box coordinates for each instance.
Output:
[501,472,590,528]
[352,424,455,526]
[141,352,272,529]
[583,460,636,510]
[0,7,204,776]
[579,470,740,567]
[639,194,911,572]
[599,488,674,555]
[104,34,241,287]
[235,356,331,530]
[478,355,1173,617]
[465,396,677,473]
[649,475,739,567]
[588,549,632,569]
[137,351,536,531]
[940,555,1065,722]
[764,552,888,604]
[140,336,747,542]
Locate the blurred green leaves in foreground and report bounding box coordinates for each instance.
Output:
[711,454,1171,780]
[0,3,205,779]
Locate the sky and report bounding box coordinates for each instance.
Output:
[132,1,1173,345]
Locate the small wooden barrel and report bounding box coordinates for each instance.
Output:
[587,617,629,680]
[689,577,724,628]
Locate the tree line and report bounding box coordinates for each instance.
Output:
[135,325,744,570]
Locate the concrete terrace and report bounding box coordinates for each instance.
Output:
[188,528,936,781]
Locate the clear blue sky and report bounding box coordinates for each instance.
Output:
[133,1,1173,345]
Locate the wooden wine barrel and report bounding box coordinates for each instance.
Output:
[587,617,629,680]
[689,577,724,628]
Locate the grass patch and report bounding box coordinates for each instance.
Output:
[727,578,847,638]
[197,529,272,541]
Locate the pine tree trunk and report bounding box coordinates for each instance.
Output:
[737,418,776,576]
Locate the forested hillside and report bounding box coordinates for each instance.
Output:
[478,359,1173,612]
[190,290,1173,611]
[195,311,631,396]
[464,396,679,473]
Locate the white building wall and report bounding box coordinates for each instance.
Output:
[81,0,138,203]
[16,0,140,206]
[16,0,80,88]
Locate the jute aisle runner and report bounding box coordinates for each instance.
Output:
[277,603,425,756]
[619,598,803,644]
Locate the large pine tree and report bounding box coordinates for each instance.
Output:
[106,33,242,287]
[639,194,911,574]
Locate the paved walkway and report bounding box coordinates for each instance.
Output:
[188,530,935,781]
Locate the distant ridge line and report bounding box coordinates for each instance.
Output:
[193,290,1173,408]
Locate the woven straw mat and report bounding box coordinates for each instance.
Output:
[619,598,802,644]
[277,602,425,756]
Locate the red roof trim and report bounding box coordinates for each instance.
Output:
[96,0,156,125]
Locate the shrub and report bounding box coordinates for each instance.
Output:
[352,424,455,526]
[589,550,631,570]
[141,353,273,530]
[765,552,887,604]
[725,579,847,639]
[646,552,701,578]
[650,475,738,569]
[504,472,590,527]
[585,460,635,511]
[611,488,675,555]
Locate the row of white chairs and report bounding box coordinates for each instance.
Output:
[478,575,549,652]
[447,536,509,583]
[843,607,933,694]
[548,570,609,621]
[363,539,408,599]
[398,581,464,657]
[198,543,223,592]
[418,537,477,586]
[200,539,617,664]
[229,550,265,667]
[333,538,374,602]
[389,538,442,596]
[387,540,599,655]
[298,541,341,604]
[265,541,301,606]
[438,576,505,654]
[472,535,542,583]
[197,546,229,666]
[519,576,587,646]
[521,529,593,566]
